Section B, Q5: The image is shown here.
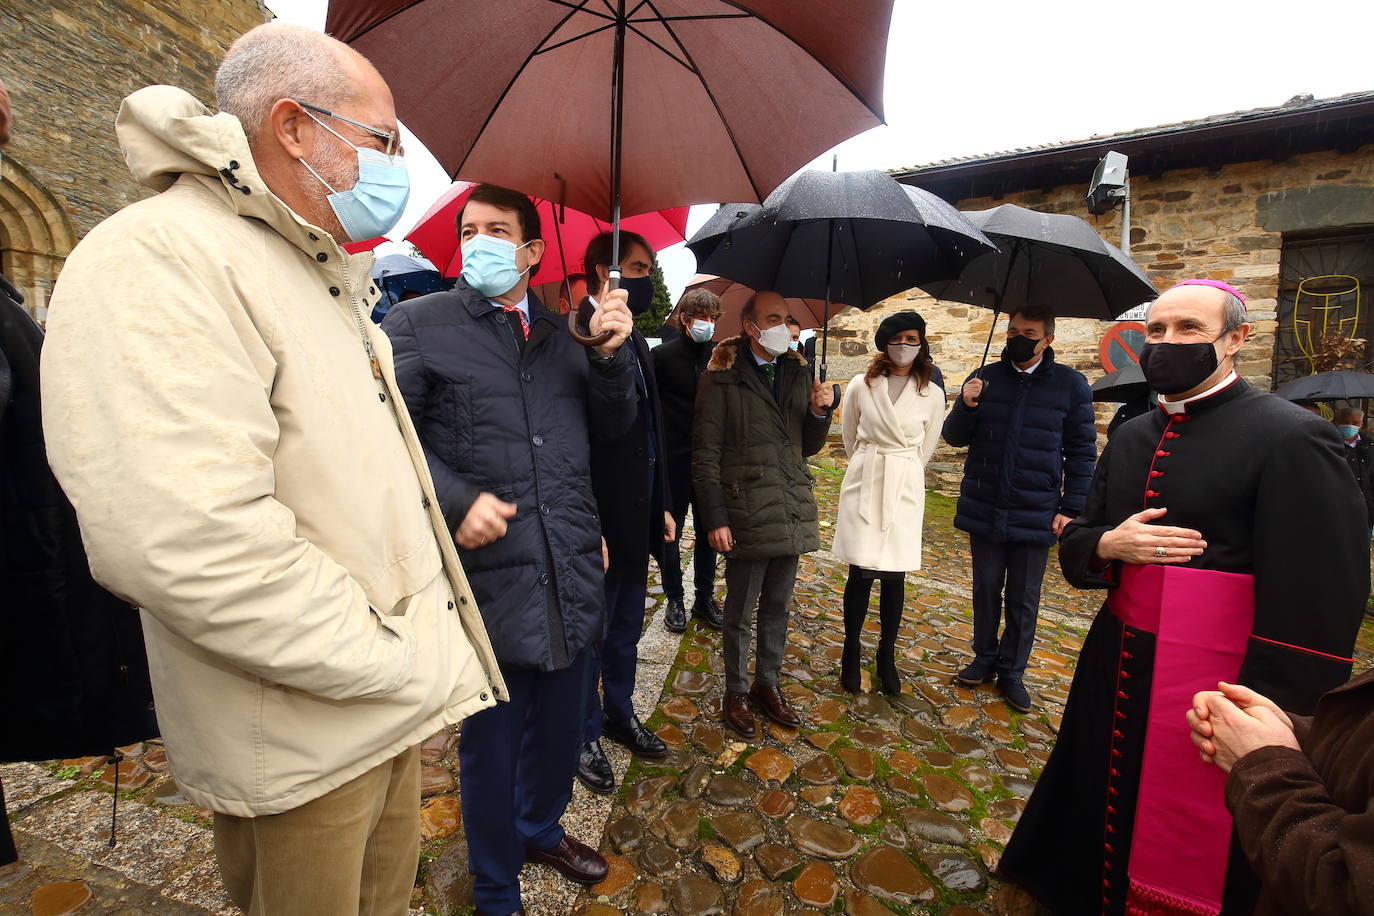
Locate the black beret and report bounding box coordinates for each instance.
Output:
[875,311,926,350]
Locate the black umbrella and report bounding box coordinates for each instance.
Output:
[917,203,1157,373]
[686,169,996,379]
[1274,370,1374,402]
[1091,362,1149,403]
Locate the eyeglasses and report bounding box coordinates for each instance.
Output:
[294,100,402,158]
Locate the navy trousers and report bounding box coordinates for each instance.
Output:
[584,577,647,740]
[969,534,1049,679]
[459,648,592,915]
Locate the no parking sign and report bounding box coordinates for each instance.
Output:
[1099,321,1146,372]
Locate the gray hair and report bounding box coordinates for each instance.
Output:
[1335,406,1365,423]
[1219,291,1249,334]
[1145,288,1249,334]
[215,23,356,143]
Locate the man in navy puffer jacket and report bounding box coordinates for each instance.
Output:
[942,305,1097,713]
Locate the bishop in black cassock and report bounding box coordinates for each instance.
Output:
[1000,281,1369,916]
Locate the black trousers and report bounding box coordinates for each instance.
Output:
[969,534,1049,679]
[657,487,718,603]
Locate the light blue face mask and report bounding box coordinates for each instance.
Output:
[689,319,715,343]
[1337,424,1361,440]
[299,111,410,243]
[460,234,533,298]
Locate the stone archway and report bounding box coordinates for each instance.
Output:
[0,155,76,319]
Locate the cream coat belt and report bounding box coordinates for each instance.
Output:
[858,443,922,531]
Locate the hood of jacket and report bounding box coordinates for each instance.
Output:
[117,85,359,269]
[707,335,808,373]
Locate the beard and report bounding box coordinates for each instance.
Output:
[301,134,359,241]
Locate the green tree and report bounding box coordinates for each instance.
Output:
[633,261,674,337]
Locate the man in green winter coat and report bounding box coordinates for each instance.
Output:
[692,291,834,738]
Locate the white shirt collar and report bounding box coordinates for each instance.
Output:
[1159,370,1238,414]
[1015,356,1043,374]
[490,293,530,322]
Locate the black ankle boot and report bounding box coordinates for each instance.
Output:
[876,647,901,695]
[839,645,862,693]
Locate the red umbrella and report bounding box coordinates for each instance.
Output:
[343,236,387,255]
[683,275,832,341]
[405,181,689,287]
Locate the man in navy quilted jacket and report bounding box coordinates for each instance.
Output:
[941,305,1096,713]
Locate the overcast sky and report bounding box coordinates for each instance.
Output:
[267,0,1374,301]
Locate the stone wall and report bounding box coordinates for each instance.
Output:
[0,0,269,316]
[824,144,1374,493]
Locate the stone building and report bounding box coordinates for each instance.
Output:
[0,0,269,318]
[823,91,1374,491]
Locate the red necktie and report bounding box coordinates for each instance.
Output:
[502,304,528,340]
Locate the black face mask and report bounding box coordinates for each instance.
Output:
[1004,335,1041,364]
[619,275,655,316]
[1137,339,1220,396]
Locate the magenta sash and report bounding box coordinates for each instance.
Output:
[1108,563,1254,916]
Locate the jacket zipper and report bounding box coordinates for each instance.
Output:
[338,264,399,423]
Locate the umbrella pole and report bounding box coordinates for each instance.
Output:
[567,3,624,347]
[976,240,1021,379]
[607,0,627,294]
[821,296,830,382]
[976,307,1000,378]
[550,197,572,312]
[819,220,835,383]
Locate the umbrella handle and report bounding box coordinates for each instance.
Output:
[568,274,616,348]
[567,310,615,348]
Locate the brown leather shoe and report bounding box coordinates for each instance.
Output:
[749,683,800,728]
[526,835,608,885]
[723,690,756,738]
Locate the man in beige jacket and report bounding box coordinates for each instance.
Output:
[40,24,503,916]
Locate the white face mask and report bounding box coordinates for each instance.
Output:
[754,322,793,357]
[886,342,921,367]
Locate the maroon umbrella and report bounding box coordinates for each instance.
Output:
[326,1,895,343]
[326,1,894,219]
[684,274,831,341]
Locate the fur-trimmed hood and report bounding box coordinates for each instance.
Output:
[707,335,808,372]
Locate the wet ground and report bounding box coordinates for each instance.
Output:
[4,456,1372,915]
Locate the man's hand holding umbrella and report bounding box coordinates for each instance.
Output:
[588,287,633,358]
[811,379,836,414]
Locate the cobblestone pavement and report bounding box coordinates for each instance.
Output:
[5,455,1373,915]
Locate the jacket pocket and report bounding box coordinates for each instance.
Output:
[366,536,443,624]
[723,473,760,521]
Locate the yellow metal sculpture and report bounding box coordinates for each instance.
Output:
[1291,274,1361,374]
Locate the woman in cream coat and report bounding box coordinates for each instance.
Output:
[833,312,946,694]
